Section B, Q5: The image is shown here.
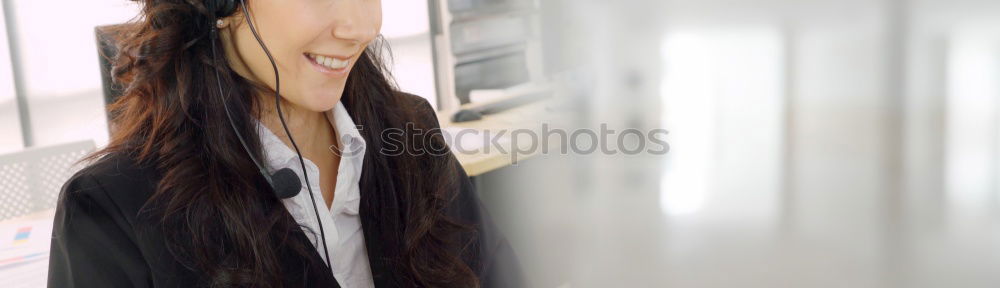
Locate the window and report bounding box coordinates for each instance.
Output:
[2,0,138,150]
[945,22,1000,215]
[0,2,20,154]
[660,27,784,222]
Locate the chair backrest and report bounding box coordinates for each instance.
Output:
[0,141,96,221]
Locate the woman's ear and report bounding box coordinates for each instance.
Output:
[213,0,246,31]
[230,2,249,29]
[217,9,246,30]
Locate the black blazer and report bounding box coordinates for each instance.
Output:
[47,96,524,287]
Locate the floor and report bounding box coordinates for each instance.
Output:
[479,145,1000,288]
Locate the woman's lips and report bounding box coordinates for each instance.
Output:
[304,53,350,77]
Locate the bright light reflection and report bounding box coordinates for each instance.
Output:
[660,32,713,216]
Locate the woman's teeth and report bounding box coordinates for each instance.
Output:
[307,53,349,70]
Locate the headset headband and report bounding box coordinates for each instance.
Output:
[206,0,237,18]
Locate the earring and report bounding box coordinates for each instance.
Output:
[216,19,227,28]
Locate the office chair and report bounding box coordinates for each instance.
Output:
[0,140,95,221]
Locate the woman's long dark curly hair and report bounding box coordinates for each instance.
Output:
[92,0,479,286]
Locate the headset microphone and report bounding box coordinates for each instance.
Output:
[270,168,302,199]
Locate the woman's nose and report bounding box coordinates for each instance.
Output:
[331,0,379,43]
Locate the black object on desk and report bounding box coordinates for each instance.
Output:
[450,90,549,123]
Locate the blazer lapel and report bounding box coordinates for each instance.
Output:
[285,227,343,288]
[360,190,394,288]
[272,199,341,288]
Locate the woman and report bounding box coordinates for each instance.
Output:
[47,0,522,287]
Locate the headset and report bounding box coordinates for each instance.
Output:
[206,0,335,273]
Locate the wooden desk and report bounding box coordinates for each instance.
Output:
[438,100,557,177]
[0,210,54,225]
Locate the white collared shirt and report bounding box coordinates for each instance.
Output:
[256,101,374,288]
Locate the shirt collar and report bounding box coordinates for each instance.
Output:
[256,101,366,167]
[255,101,367,215]
[327,100,367,161]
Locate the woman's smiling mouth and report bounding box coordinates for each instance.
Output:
[304,53,350,77]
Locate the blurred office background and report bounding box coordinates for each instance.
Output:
[497,0,1000,287]
[3,0,1000,287]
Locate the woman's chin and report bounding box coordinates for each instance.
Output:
[300,91,344,112]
